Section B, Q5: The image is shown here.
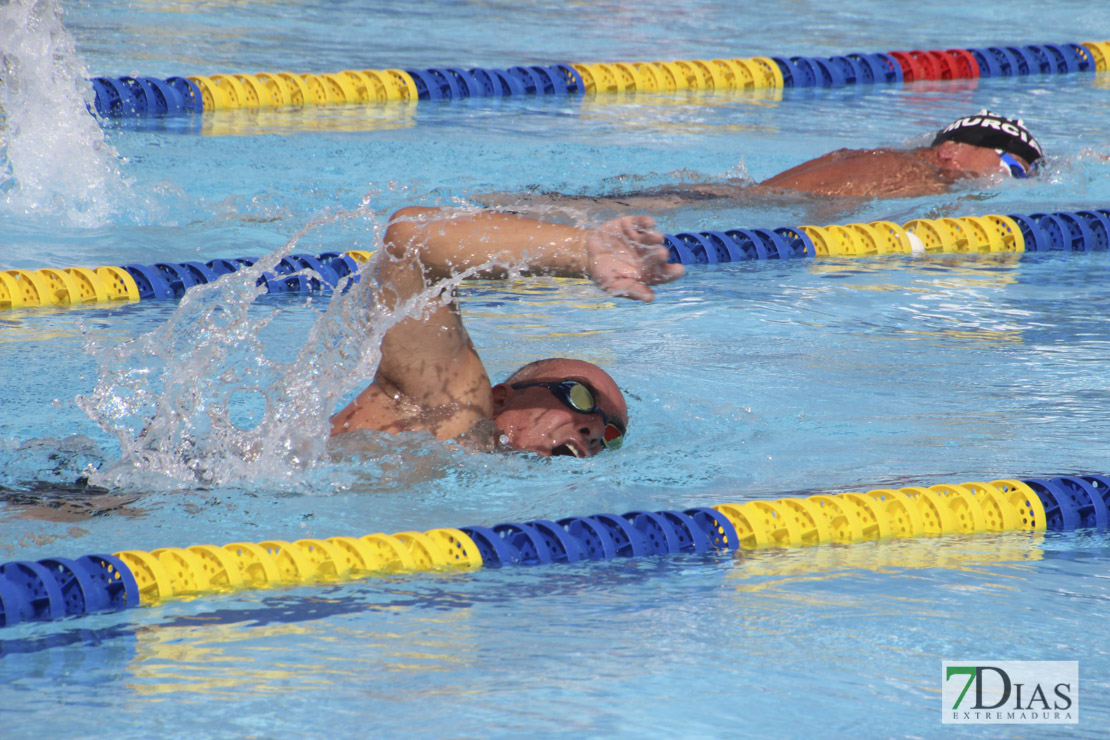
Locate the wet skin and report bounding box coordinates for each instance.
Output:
[479,141,1031,213]
[330,209,679,457]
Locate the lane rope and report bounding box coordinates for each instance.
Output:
[3,474,1106,627]
[87,41,1109,118]
[7,208,1110,312]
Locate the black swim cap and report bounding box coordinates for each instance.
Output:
[931,110,1043,164]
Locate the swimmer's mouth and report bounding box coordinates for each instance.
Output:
[551,441,584,458]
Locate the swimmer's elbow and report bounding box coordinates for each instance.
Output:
[384,206,441,259]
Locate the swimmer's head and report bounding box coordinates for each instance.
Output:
[931,111,1043,177]
[490,358,628,458]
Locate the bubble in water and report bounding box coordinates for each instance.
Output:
[0,0,129,226]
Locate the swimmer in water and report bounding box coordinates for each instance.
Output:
[757,110,1042,197]
[485,111,1043,211]
[330,208,684,458]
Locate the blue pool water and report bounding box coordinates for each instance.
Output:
[2,0,1110,737]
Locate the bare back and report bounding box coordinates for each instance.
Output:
[478,147,967,220]
[758,147,956,197]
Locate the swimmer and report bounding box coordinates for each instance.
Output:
[485,111,1043,211]
[758,110,1042,198]
[330,208,684,457]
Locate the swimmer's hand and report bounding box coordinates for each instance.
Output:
[585,215,684,302]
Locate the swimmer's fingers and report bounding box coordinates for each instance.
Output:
[653,262,685,285]
[615,215,664,247]
[588,258,651,301]
[608,263,683,301]
[643,246,684,285]
[592,252,683,302]
[598,275,657,302]
[596,215,662,248]
[622,245,684,288]
[587,216,683,302]
[620,281,656,302]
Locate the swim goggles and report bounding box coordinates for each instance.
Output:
[510,380,625,450]
[997,149,1030,179]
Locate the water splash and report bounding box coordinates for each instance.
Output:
[76,203,488,491]
[0,0,129,226]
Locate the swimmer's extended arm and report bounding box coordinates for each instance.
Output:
[381,206,682,302]
[331,208,682,439]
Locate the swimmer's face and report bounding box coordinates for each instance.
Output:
[932,140,1031,178]
[491,360,628,458]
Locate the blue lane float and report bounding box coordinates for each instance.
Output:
[118,251,364,301]
[2,474,1108,628]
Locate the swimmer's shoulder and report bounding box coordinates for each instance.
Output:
[332,376,497,444]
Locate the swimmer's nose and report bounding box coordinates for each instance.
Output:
[580,425,604,456]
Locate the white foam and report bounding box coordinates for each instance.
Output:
[76,203,503,491]
[0,0,129,227]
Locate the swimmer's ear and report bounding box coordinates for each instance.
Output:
[490,383,512,412]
